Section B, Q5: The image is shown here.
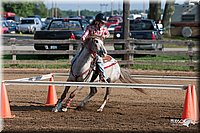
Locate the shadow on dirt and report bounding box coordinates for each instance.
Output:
[10,104,53,112]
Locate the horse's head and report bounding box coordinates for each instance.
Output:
[85,36,104,54]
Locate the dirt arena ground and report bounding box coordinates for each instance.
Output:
[1,68,199,133]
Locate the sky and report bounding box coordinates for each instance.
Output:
[42,0,186,11]
[2,0,187,11]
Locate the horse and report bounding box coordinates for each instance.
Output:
[52,35,145,112]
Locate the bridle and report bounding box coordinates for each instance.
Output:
[86,36,104,57]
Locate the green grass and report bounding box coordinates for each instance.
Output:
[131,64,193,71]
[134,55,192,61]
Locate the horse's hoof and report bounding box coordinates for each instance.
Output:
[52,107,59,112]
[62,107,68,112]
[75,106,83,111]
[97,108,103,112]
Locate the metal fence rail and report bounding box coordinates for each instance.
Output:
[3,72,190,90]
[52,73,199,81]
[4,80,188,90]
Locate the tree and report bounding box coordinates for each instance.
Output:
[2,2,35,17]
[162,0,175,37]
[148,0,161,21]
[33,2,48,18]
[2,1,47,18]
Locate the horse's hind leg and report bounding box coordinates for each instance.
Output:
[97,87,111,112]
[52,86,70,112]
[78,87,97,109]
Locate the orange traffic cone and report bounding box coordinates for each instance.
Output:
[181,85,194,122]
[45,75,57,106]
[1,81,15,118]
[191,85,199,124]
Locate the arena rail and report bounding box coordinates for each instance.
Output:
[52,73,198,81]
[4,80,188,90]
[3,73,189,90]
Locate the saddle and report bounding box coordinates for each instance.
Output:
[102,55,112,63]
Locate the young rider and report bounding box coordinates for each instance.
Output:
[81,13,110,82]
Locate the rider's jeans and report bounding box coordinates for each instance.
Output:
[96,55,107,79]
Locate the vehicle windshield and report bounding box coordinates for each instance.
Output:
[21,20,35,24]
[6,21,16,26]
[49,20,82,30]
[130,20,155,30]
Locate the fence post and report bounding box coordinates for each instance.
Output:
[123,0,132,67]
[187,40,194,70]
[69,43,73,61]
[10,38,16,61]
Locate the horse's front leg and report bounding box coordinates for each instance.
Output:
[62,86,84,112]
[77,73,99,109]
[97,87,111,112]
[52,86,70,112]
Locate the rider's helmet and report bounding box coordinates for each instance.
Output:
[95,13,107,23]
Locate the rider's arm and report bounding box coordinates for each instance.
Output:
[81,26,90,42]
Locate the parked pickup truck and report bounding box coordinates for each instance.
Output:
[34,18,89,50]
[113,18,163,50]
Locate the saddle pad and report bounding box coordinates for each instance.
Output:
[103,55,118,69]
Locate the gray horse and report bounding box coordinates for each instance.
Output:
[52,36,144,112]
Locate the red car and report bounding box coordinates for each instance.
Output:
[105,16,123,28]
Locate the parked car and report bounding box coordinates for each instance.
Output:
[1,21,9,34]
[27,15,42,21]
[108,24,117,34]
[85,16,95,24]
[34,18,89,50]
[28,15,46,30]
[16,18,43,34]
[106,16,123,28]
[114,18,163,51]
[5,20,17,33]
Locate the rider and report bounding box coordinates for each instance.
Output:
[81,13,110,82]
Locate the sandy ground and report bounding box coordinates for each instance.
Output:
[1,68,199,133]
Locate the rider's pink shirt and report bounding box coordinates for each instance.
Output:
[81,25,110,42]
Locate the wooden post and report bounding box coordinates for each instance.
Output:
[10,38,17,61]
[69,43,74,61]
[123,0,132,67]
[187,40,194,70]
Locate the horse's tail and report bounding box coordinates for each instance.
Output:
[119,68,146,94]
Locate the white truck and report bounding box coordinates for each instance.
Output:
[16,17,43,34]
